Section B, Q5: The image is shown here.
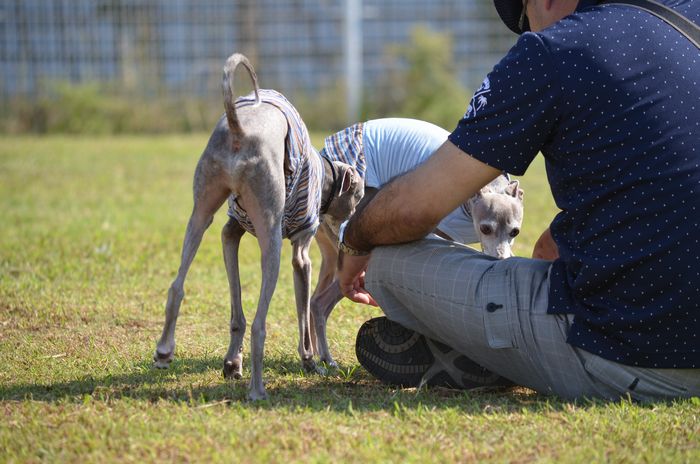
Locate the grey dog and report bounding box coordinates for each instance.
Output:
[153,53,363,401]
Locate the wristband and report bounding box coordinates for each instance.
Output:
[337,220,371,256]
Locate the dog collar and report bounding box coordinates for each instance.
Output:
[319,153,338,215]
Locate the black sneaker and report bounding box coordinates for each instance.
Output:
[355,317,512,389]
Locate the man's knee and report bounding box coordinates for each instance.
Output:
[365,245,395,293]
[366,238,483,293]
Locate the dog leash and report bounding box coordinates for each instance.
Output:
[599,0,700,49]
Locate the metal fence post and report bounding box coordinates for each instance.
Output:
[344,0,362,124]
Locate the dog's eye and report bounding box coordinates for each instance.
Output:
[480,225,493,235]
[510,228,520,238]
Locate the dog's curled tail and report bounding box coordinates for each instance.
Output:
[222,53,260,151]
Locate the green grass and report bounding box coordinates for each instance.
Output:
[0,134,697,463]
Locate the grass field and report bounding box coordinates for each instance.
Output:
[1,134,698,463]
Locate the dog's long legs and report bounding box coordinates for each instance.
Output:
[291,233,319,373]
[310,224,341,366]
[311,224,338,296]
[311,280,344,367]
[154,168,229,368]
[221,218,246,380]
[241,177,285,401]
[247,225,282,401]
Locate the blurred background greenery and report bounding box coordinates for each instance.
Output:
[3,26,476,134]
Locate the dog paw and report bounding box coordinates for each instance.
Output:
[322,359,339,370]
[223,360,243,380]
[247,389,268,401]
[314,360,339,376]
[302,357,318,374]
[315,364,328,376]
[153,350,173,369]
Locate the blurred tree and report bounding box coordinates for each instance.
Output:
[369,25,470,130]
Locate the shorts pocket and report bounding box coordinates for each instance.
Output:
[480,267,517,349]
[630,368,693,400]
[484,306,515,349]
[582,352,693,402]
[582,353,640,399]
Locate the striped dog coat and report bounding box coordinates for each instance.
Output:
[227,89,323,239]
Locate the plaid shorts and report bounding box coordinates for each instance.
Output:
[365,237,700,401]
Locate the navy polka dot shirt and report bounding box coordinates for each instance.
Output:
[449,0,699,368]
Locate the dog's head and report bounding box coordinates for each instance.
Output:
[321,161,364,238]
[468,180,524,259]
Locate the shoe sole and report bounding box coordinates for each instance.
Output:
[355,317,512,389]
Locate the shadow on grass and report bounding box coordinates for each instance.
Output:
[0,353,615,414]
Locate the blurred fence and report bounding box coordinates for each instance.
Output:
[0,0,517,129]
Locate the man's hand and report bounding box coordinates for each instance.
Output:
[532,227,559,260]
[337,251,378,306]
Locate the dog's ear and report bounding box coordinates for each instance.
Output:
[338,165,356,195]
[469,188,484,208]
[505,180,524,201]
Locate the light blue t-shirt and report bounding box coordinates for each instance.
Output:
[362,118,478,244]
[362,118,448,188]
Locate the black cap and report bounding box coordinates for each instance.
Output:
[494,0,530,34]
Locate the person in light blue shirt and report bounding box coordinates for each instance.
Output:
[362,119,449,189]
[320,117,482,245]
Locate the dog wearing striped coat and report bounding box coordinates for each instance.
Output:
[153,53,364,401]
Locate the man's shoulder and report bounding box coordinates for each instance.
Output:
[536,1,700,51]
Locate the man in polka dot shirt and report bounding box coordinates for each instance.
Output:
[338,0,699,401]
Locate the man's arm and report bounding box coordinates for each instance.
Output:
[338,140,501,303]
[345,140,500,249]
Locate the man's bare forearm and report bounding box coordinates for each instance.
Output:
[345,176,438,251]
[344,141,502,252]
